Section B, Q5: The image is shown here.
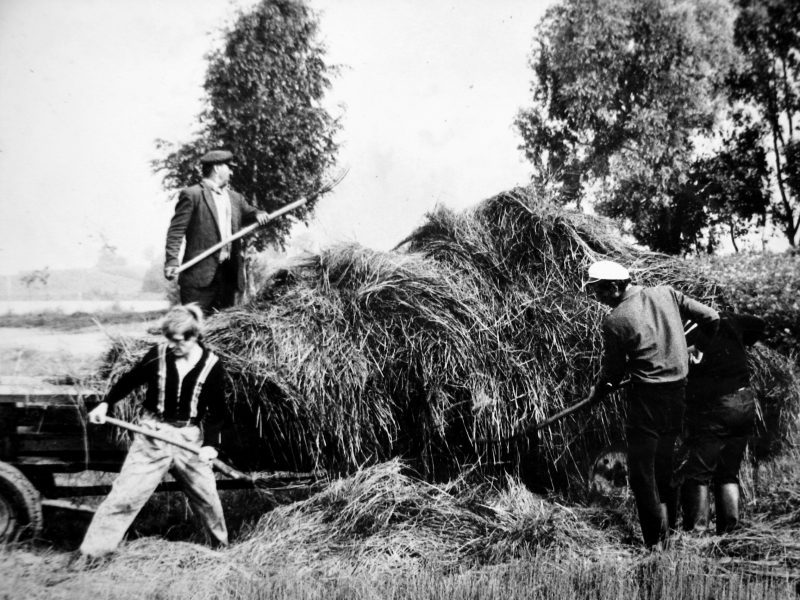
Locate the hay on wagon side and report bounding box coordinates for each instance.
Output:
[99,186,798,493]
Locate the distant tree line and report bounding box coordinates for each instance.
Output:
[516,0,799,254]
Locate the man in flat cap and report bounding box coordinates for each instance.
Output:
[164,150,269,314]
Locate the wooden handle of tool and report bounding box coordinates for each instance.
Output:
[529,379,632,434]
[103,416,249,480]
[210,458,249,480]
[531,395,595,432]
[175,197,308,275]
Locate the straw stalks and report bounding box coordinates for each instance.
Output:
[98,187,797,493]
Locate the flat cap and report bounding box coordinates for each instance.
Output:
[199,149,236,165]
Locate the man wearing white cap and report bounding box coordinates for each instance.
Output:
[584,260,719,549]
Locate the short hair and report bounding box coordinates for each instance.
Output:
[161,303,204,339]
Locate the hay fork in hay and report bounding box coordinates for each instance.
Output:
[480,321,699,444]
[476,379,631,444]
[176,168,350,275]
[103,416,323,494]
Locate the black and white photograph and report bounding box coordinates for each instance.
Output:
[1,0,798,598]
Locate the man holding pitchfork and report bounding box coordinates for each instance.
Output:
[78,304,229,560]
[164,149,270,314]
[584,260,719,549]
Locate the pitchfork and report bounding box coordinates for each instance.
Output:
[102,416,323,494]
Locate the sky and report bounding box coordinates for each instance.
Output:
[0,0,552,276]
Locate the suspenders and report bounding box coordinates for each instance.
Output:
[155,343,219,418]
[190,353,218,418]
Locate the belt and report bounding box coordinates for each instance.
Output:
[161,418,199,428]
[143,411,199,428]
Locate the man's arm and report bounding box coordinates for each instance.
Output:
[164,189,196,279]
[89,346,157,423]
[590,321,627,404]
[234,193,270,227]
[674,290,720,352]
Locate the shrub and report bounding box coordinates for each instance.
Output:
[698,252,800,359]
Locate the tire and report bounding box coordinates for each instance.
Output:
[0,461,43,542]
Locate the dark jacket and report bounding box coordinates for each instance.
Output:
[104,343,229,448]
[687,312,766,399]
[165,181,260,291]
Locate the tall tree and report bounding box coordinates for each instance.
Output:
[731,0,800,247]
[680,116,771,252]
[516,0,738,253]
[153,0,340,250]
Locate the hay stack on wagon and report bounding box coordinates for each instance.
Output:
[103,186,799,488]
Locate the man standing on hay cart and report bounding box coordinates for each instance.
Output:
[77,304,230,560]
[164,149,270,315]
[584,260,719,549]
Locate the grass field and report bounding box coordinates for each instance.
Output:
[0,312,160,379]
[2,452,798,600]
[0,310,166,331]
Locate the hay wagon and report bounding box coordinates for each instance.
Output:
[0,376,262,542]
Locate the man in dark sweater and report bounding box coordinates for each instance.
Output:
[585,260,720,549]
[79,304,229,558]
[679,312,766,534]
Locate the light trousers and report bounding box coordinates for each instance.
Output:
[80,422,228,557]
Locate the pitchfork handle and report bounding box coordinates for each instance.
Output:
[102,416,250,481]
[531,395,595,432]
[175,197,308,275]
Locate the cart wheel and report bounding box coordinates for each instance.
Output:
[0,462,43,541]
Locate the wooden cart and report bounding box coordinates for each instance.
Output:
[0,376,264,541]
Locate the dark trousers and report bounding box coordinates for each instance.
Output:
[180,260,238,315]
[678,387,755,485]
[626,381,685,547]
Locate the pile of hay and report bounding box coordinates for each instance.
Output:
[748,346,800,462]
[201,188,717,482]
[230,459,618,575]
[101,187,798,490]
[12,460,796,600]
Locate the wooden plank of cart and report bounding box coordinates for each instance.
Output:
[0,376,318,541]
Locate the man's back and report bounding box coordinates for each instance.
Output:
[603,285,688,384]
[602,285,719,385]
[688,312,765,397]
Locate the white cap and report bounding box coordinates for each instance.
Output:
[586,260,630,283]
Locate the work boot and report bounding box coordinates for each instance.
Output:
[657,503,670,547]
[715,482,741,534]
[680,481,709,533]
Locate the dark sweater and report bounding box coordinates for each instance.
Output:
[687,312,766,398]
[600,285,720,386]
[104,342,229,447]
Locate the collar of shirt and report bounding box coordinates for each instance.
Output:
[173,344,204,378]
[202,179,232,259]
[202,178,229,195]
[619,284,642,304]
